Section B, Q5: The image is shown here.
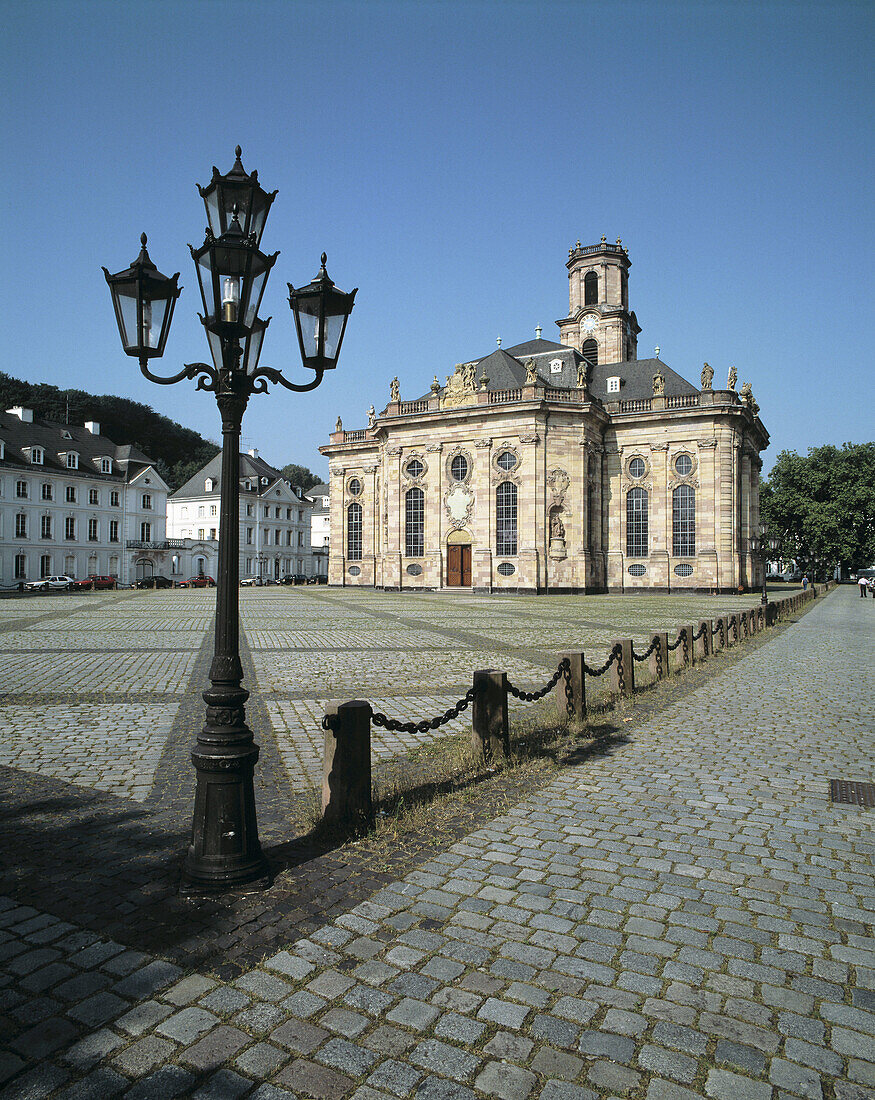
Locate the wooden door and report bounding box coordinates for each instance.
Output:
[447,544,471,586]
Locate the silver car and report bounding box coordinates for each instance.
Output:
[25,575,75,591]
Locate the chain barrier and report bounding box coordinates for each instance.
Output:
[632,637,659,663]
[507,657,570,703]
[562,661,575,717]
[666,634,684,651]
[583,645,620,677]
[693,624,707,640]
[323,685,480,736]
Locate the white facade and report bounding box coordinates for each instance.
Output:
[306,482,330,578]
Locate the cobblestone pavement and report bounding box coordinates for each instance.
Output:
[1,585,872,1098]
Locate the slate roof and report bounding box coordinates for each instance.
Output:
[0,408,155,477]
[172,451,309,501]
[589,358,699,403]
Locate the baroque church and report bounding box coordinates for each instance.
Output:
[321,238,768,593]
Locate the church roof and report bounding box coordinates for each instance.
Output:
[589,358,699,402]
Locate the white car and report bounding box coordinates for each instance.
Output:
[25,575,75,591]
[240,576,264,586]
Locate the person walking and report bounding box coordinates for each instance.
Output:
[859,574,869,597]
[869,576,875,599]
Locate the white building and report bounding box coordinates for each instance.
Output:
[0,406,172,586]
[168,450,315,581]
[306,482,330,579]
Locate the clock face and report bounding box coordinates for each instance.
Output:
[581,314,598,333]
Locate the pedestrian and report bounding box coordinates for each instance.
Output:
[859,574,868,597]
[802,575,809,591]
[869,577,875,599]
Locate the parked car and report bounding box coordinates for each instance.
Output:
[179,575,216,588]
[308,575,328,585]
[25,575,76,592]
[71,575,117,590]
[240,576,264,586]
[282,574,308,585]
[136,576,173,589]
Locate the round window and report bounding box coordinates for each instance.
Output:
[497,562,515,576]
[628,564,646,577]
[348,477,362,496]
[497,451,517,471]
[348,565,361,576]
[406,563,423,576]
[450,455,469,481]
[674,564,693,577]
[674,454,693,476]
[629,457,646,479]
[406,459,424,479]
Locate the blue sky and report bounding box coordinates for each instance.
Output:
[3,0,872,480]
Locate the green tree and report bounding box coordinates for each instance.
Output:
[760,442,875,578]
[279,463,321,491]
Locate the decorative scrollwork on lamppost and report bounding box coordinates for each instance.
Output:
[749,524,781,607]
[103,147,356,894]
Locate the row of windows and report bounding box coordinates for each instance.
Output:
[245,527,306,546]
[348,451,521,497]
[9,483,136,507]
[12,554,121,580]
[8,516,151,542]
[6,448,113,473]
[627,486,695,557]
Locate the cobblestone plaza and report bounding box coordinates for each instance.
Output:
[0,585,872,1099]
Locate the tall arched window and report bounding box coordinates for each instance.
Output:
[626,487,648,557]
[582,339,598,368]
[496,482,517,556]
[347,502,362,561]
[584,270,598,305]
[587,482,596,549]
[405,488,424,557]
[672,485,695,556]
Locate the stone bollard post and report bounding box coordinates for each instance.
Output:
[610,639,634,698]
[682,624,697,665]
[556,652,585,721]
[472,670,509,762]
[322,700,373,829]
[749,608,758,635]
[713,616,726,651]
[696,620,712,660]
[649,633,669,681]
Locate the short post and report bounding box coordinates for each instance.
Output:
[683,624,696,665]
[649,632,669,681]
[557,652,585,721]
[713,616,726,651]
[472,670,509,761]
[696,620,711,660]
[610,639,634,698]
[322,700,373,829]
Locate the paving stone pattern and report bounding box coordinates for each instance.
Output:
[0,585,872,1098]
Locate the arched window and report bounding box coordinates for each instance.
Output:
[584,270,598,305]
[405,488,424,557]
[347,502,362,561]
[582,339,598,368]
[626,487,648,557]
[673,485,695,557]
[496,482,517,556]
[587,483,596,550]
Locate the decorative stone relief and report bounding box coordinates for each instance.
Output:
[442,362,478,408]
[445,483,474,529]
[518,434,539,444]
[649,442,669,452]
[697,438,718,449]
[475,438,492,449]
[547,467,570,507]
[426,443,443,452]
[549,507,567,560]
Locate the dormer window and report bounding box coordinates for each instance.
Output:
[550,359,563,374]
[100,457,112,474]
[244,480,252,491]
[66,452,79,469]
[205,478,214,492]
[607,376,621,394]
[61,429,72,440]
[30,446,44,465]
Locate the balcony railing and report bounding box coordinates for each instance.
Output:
[399,400,429,415]
[666,394,700,408]
[126,539,186,550]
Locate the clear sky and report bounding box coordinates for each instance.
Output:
[3,0,872,481]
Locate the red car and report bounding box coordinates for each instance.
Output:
[180,575,216,588]
[71,575,117,590]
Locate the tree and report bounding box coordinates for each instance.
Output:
[760,442,875,578]
[279,463,321,491]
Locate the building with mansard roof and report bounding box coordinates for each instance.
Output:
[320,239,768,594]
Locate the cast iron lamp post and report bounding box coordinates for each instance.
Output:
[103,148,356,893]
[749,524,781,606]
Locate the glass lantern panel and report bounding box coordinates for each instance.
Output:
[244,323,265,375]
[204,190,222,238]
[146,295,170,350]
[244,265,268,328]
[322,311,345,360]
[295,297,321,359]
[117,289,139,350]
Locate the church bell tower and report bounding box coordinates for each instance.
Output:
[557,237,640,366]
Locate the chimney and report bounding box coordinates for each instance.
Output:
[6,407,34,422]
[248,448,258,459]
[85,421,100,435]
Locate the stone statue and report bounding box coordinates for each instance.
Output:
[728,365,737,390]
[335,416,342,432]
[740,382,753,407]
[462,361,475,391]
[430,376,441,394]
[701,362,714,390]
[525,359,537,385]
[390,377,400,403]
[550,512,565,540]
[652,371,665,397]
[577,361,587,389]
[367,404,376,427]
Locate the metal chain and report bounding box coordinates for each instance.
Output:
[584,645,620,677]
[632,637,659,662]
[693,624,707,640]
[666,634,684,651]
[563,661,575,717]
[507,658,570,703]
[323,685,479,735]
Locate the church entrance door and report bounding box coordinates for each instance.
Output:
[447,544,471,587]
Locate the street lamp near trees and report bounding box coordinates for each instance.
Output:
[749,524,781,606]
[103,147,356,893]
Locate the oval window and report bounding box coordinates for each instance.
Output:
[406,563,422,576]
[628,564,646,577]
[348,565,361,576]
[674,563,693,577]
[497,562,515,576]
[406,459,424,479]
[674,454,693,476]
[629,457,646,479]
[497,451,517,471]
[450,455,469,481]
[348,478,362,496]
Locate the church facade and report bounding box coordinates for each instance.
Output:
[320,239,768,594]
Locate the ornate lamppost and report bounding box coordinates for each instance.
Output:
[103,148,356,893]
[749,524,781,606]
